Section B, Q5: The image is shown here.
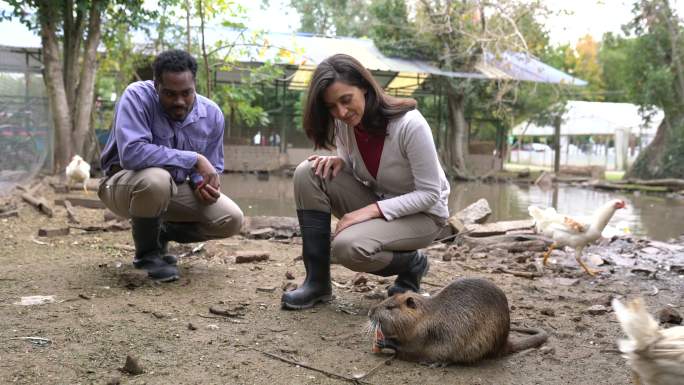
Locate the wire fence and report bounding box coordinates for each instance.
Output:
[0,95,51,195]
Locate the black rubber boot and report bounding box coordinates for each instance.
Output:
[156,222,209,265]
[130,217,179,282]
[372,250,429,296]
[281,210,333,310]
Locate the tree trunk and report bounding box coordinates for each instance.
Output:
[72,1,102,157]
[185,0,192,52]
[39,4,72,173]
[63,0,84,113]
[553,115,561,174]
[626,117,674,179]
[445,81,471,179]
[198,0,211,98]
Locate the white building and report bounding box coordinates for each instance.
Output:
[510,101,664,171]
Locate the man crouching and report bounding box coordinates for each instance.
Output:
[98,49,243,282]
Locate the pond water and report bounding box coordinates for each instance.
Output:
[220,173,684,242]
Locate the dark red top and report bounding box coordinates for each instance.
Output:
[354,125,385,179]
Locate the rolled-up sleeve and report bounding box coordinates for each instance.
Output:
[115,87,197,171]
[203,111,225,173]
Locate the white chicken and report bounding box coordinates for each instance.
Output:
[528,199,626,276]
[65,154,91,193]
[612,298,684,385]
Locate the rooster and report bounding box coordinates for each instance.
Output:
[612,298,684,385]
[65,154,91,193]
[528,199,626,276]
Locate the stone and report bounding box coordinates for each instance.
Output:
[351,273,368,286]
[656,307,682,325]
[282,282,298,292]
[584,305,608,316]
[540,308,556,317]
[122,355,144,375]
[234,251,270,263]
[454,198,492,225]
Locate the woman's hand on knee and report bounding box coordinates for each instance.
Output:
[308,155,344,179]
[334,203,382,237]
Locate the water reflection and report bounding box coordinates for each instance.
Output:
[221,173,684,241]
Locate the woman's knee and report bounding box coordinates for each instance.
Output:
[331,235,370,271]
[293,159,316,186]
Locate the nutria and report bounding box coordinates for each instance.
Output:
[367,277,548,365]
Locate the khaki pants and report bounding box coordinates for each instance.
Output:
[98,167,244,240]
[294,160,446,272]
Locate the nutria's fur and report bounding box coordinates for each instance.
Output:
[368,277,548,365]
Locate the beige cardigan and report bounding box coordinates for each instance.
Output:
[334,109,450,222]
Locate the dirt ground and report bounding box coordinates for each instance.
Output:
[1,184,683,385]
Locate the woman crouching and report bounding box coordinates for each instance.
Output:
[281,54,451,310]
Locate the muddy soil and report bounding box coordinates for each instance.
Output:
[1,186,683,385]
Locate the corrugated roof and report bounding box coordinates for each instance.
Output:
[511,101,664,136]
[0,18,587,89]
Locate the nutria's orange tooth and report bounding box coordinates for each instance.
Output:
[372,325,385,353]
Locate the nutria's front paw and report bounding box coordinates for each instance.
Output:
[421,361,450,368]
[376,337,400,351]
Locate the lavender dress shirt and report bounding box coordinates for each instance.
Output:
[100,80,225,183]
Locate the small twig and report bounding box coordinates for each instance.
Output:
[196,314,243,323]
[495,268,542,279]
[208,306,242,318]
[31,237,49,246]
[353,355,395,381]
[454,261,481,272]
[431,229,473,245]
[421,280,443,288]
[10,336,52,345]
[64,200,80,224]
[255,348,374,385]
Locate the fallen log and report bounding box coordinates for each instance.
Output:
[50,178,101,193]
[55,197,106,209]
[21,193,53,217]
[464,219,534,237]
[70,221,130,233]
[473,240,549,253]
[64,200,79,224]
[241,216,300,237]
[616,178,684,190]
[0,210,18,218]
[38,227,70,237]
[588,181,669,193]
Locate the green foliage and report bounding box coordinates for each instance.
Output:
[290,0,368,37]
[367,0,434,59]
[598,33,635,103]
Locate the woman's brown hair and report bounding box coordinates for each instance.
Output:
[302,54,417,149]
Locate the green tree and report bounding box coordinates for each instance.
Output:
[574,34,605,101]
[622,0,684,178]
[290,0,369,36]
[598,32,636,103]
[2,1,157,173]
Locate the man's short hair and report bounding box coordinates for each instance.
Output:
[153,49,198,81]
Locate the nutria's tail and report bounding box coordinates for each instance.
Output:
[505,327,548,354]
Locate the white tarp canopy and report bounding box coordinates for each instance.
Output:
[512,101,664,137]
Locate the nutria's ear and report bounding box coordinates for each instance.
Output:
[405,296,417,309]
